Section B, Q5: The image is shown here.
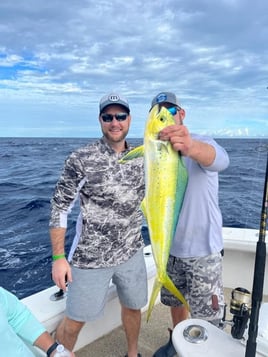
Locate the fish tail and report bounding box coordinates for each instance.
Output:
[162,274,190,312]
[146,277,162,322]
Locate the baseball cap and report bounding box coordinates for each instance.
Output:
[151,92,180,109]
[99,93,130,113]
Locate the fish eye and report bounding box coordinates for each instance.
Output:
[160,116,164,122]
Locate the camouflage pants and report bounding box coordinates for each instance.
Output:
[161,253,224,323]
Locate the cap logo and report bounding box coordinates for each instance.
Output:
[108,94,120,102]
[156,93,167,103]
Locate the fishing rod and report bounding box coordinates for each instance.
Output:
[245,150,268,357]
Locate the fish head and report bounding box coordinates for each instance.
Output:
[145,104,175,141]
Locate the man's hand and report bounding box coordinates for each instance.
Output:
[159,124,193,156]
[52,258,72,291]
[159,124,216,166]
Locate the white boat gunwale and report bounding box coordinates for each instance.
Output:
[21,228,268,355]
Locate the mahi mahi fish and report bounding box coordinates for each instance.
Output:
[120,104,189,321]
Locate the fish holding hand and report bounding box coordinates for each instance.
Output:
[120,105,190,321]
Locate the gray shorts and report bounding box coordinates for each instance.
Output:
[66,249,148,322]
[161,253,224,322]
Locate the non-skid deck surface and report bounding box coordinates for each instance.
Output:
[76,288,268,357]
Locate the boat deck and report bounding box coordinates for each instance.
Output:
[76,288,268,357]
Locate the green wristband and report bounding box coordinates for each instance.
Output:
[52,254,65,261]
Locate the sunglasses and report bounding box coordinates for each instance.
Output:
[101,113,128,122]
[167,106,181,116]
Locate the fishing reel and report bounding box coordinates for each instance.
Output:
[220,287,251,339]
[224,287,251,339]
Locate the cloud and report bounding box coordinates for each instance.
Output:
[0,0,267,137]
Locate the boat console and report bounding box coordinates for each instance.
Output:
[172,288,268,357]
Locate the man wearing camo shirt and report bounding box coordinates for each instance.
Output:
[49,93,145,357]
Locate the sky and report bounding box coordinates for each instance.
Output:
[0,0,267,138]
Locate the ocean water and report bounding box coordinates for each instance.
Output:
[0,137,267,299]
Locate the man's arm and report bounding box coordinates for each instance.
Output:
[0,287,75,355]
[159,124,229,168]
[183,139,216,166]
[34,331,75,356]
[50,227,66,256]
[50,227,72,291]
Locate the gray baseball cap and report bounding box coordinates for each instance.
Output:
[99,93,130,113]
[151,92,180,109]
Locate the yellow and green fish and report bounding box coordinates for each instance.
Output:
[120,105,189,321]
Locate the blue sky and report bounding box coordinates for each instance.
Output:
[0,0,267,138]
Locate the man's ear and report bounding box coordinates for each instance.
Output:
[180,108,186,121]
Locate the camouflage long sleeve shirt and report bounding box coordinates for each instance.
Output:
[49,138,145,269]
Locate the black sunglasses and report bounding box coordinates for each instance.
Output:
[101,113,128,122]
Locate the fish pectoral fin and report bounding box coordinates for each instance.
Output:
[118,145,144,163]
[156,140,170,154]
[146,277,162,322]
[162,274,190,312]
